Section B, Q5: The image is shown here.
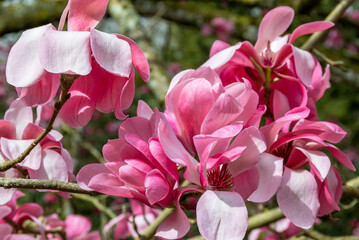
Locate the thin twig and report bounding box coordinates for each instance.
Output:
[0,177,100,195]
[71,193,116,219]
[4,217,66,240]
[0,75,77,172]
[301,0,356,52]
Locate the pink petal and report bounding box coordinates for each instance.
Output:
[17,71,60,107]
[255,6,294,52]
[233,166,259,201]
[90,29,132,77]
[289,21,334,44]
[28,149,68,182]
[90,60,129,113]
[119,165,146,188]
[326,144,356,171]
[291,46,315,87]
[137,100,154,120]
[155,207,190,239]
[194,124,243,159]
[89,172,133,198]
[59,76,97,128]
[209,40,231,57]
[148,139,179,186]
[67,0,109,31]
[0,138,42,170]
[76,163,110,191]
[144,169,170,205]
[277,168,319,229]
[116,34,150,82]
[228,127,266,175]
[39,28,91,75]
[6,24,53,87]
[0,205,11,219]
[248,153,283,202]
[0,188,16,205]
[65,214,91,239]
[201,93,243,134]
[206,146,246,171]
[4,100,33,139]
[0,224,12,238]
[317,167,342,216]
[197,190,248,240]
[114,70,135,120]
[273,89,291,119]
[0,121,16,140]
[260,107,310,147]
[296,148,331,181]
[202,43,243,69]
[157,119,200,185]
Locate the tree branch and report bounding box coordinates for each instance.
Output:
[134,207,176,240]
[301,0,356,51]
[0,177,100,195]
[0,75,77,172]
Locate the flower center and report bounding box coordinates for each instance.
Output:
[207,164,234,191]
[260,41,276,67]
[272,141,293,164]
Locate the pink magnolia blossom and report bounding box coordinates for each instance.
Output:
[202,6,333,120]
[153,65,284,239]
[260,107,355,228]
[77,101,179,208]
[0,100,74,204]
[155,109,283,240]
[165,67,259,154]
[0,191,42,240]
[6,0,150,128]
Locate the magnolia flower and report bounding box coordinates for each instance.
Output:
[0,100,73,204]
[202,6,333,120]
[6,0,149,127]
[260,107,355,228]
[0,191,42,240]
[153,67,282,240]
[77,101,179,208]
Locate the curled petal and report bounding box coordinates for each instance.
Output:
[60,76,97,128]
[17,72,60,107]
[90,29,132,77]
[277,168,319,229]
[116,34,150,82]
[6,24,54,87]
[289,21,334,44]
[144,169,171,206]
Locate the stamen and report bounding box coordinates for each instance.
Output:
[207,164,234,191]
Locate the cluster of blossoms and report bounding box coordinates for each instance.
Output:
[0,1,356,240]
[0,191,100,239]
